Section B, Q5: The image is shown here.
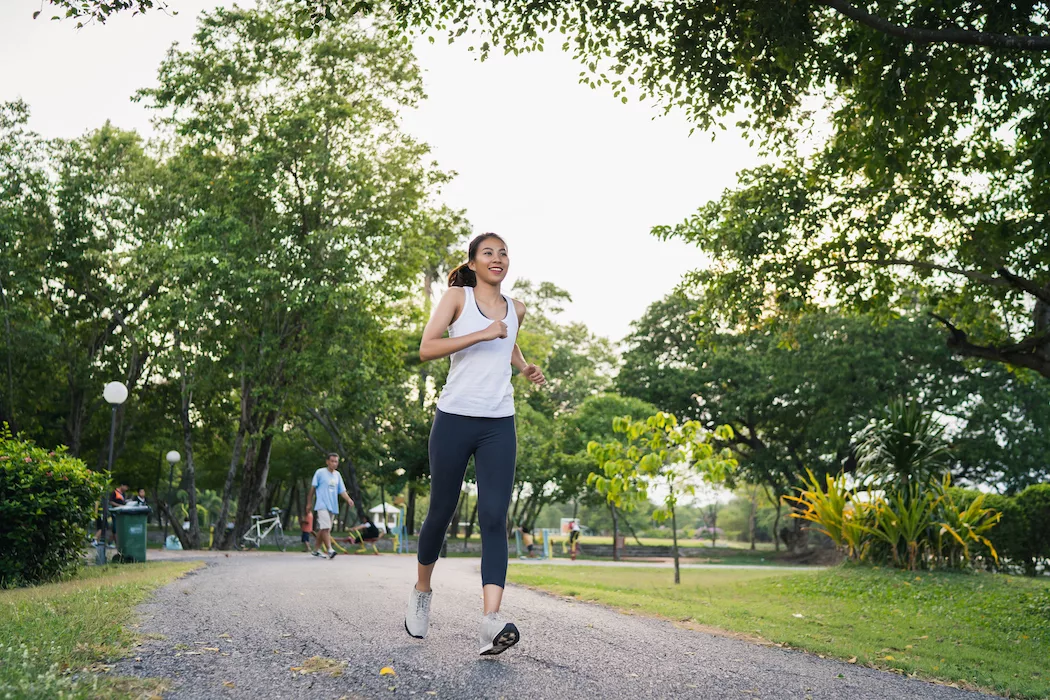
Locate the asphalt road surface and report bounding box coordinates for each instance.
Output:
[115,552,990,699]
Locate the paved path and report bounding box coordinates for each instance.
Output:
[117,552,989,699]
[514,558,819,571]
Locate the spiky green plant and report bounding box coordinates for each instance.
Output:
[854,399,951,496]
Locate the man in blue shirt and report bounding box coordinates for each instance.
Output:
[306,453,355,559]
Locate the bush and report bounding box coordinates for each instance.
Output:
[1015,484,1050,574]
[0,428,106,586]
[945,485,1049,576]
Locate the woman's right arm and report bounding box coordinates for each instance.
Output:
[419,288,507,362]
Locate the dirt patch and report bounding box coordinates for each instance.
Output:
[292,656,346,677]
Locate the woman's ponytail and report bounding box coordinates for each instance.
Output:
[447,262,477,287]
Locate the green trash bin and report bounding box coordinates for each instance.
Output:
[112,505,151,563]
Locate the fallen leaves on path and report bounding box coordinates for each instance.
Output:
[380,666,396,676]
[291,656,346,678]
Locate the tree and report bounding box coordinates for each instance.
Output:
[588,411,736,583]
[330,1,1050,382]
[39,5,1050,374]
[0,104,165,472]
[619,291,1050,540]
[136,1,457,546]
[511,280,618,417]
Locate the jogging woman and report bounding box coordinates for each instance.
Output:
[405,232,546,656]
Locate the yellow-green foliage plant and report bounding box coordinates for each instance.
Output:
[873,486,942,571]
[784,469,871,561]
[934,476,1001,570]
[785,471,1002,571]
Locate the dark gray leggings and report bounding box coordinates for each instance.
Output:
[417,410,516,587]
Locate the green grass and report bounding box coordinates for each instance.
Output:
[510,564,1050,698]
[565,535,777,551]
[0,561,203,699]
[455,532,777,550]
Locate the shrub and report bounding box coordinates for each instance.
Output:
[787,473,1003,571]
[1015,484,1050,575]
[0,427,107,586]
[945,486,1045,575]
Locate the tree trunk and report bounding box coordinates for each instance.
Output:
[610,502,619,562]
[159,501,193,551]
[791,511,806,553]
[463,498,478,552]
[381,483,389,533]
[284,480,297,529]
[748,484,758,551]
[342,453,368,523]
[671,499,681,585]
[509,482,523,524]
[407,484,416,536]
[179,368,201,549]
[66,384,88,458]
[448,491,465,539]
[216,377,250,549]
[0,279,16,434]
[619,510,644,546]
[769,488,783,553]
[232,411,278,544]
[707,503,718,547]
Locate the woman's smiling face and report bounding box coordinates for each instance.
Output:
[469,236,509,285]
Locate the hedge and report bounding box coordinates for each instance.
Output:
[0,428,107,587]
[946,484,1050,576]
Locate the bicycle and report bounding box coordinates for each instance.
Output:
[240,507,286,551]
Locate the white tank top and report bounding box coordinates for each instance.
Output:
[437,286,518,418]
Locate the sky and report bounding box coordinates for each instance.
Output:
[0,0,765,343]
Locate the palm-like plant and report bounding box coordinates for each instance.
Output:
[854,399,951,495]
[935,476,1001,569]
[785,469,871,561]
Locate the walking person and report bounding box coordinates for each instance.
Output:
[568,520,581,561]
[94,484,128,547]
[405,233,546,656]
[306,453,354,559]
[300,509,314,553]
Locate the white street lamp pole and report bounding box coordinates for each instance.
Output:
[96,381,128,566]
[162,450,180,545]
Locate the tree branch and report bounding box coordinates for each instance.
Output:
[816,0,1050,51]
[813,257,1007,287]
[929,313,1050,379]
[995,267,1050,306]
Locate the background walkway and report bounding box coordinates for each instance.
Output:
[118,552,989,699]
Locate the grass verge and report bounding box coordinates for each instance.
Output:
[510,564,1050,698]
[0,560,203,699]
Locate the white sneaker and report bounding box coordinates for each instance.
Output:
[479,613,519,656]
[404,586,433,639]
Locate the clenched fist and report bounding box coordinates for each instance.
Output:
[482,320,509,341]
[522,364,546,385]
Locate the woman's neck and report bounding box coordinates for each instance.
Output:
[473,282,503,305]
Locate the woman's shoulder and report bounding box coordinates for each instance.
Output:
[441,286,468,304]
[510,297,526,316]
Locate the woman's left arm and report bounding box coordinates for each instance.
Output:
[512,300,546,385]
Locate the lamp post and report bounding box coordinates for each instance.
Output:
[96,381,128,566]
[162,450,180,545]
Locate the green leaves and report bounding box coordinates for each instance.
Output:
[0,428,107,586]
[854,399,952,493]
[587,410,737,512]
